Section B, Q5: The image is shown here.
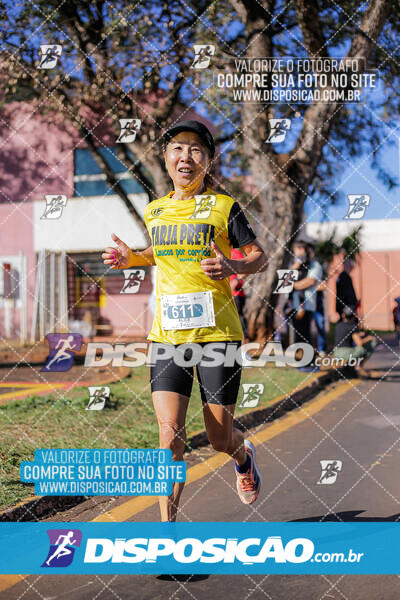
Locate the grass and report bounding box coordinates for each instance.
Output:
[0,365,312,512]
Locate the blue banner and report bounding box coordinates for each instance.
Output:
[0,522,398,574]
[20,449,186,496]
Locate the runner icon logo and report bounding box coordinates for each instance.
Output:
[42,529,82,568]
[343,194,370,219]
[120,269,145,294]
[38,45,62,69]
[86,386,110,410]
[191,44,215,70]
[239,383,264,408]
[117,119,141,143]
[41,333,82,372]
[190,195,216,219]
[40,195,67,220]
[266,118,291,143]
[273,269,299,294]
[317,460,343,485]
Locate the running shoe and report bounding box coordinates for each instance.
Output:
[235,440,262,504]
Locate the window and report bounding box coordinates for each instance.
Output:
[73,146,147,197]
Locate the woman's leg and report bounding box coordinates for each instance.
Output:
[196,342,246,465]
[152,391,190,522]
[202,401,262,505]
[202,402,246,464]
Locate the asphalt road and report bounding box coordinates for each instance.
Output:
[2,344,400,600]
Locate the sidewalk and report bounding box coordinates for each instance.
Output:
[0,335,146,367]
[360,333,400,379]
[0,336,141,403]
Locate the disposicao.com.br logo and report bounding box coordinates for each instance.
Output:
[36,528,365,573]
[82,536,363,565]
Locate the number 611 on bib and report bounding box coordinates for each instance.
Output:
[160,291,215,330]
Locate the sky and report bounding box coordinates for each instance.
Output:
[4,2,398,225]
[305,138,400,222]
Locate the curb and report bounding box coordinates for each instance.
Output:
[0,495,87,523]
[0,367,349,522]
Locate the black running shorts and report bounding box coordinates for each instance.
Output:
[150,341,242,405]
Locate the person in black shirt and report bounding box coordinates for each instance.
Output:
[336,259,358,319]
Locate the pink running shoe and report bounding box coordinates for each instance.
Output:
[235,440,262,505]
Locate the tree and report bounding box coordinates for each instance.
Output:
[341,225,363,261]
[0,0,215,240]
[1,0,398,341]
[217,0,397,341]
[314,225,363,274]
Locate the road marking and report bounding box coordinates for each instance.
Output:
[0,383,50,387]
[0,378,359,592]
[0,383,67,403]
[0,575,28,593]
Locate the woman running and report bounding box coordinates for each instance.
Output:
[102,120,268,521]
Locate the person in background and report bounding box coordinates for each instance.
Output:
[230,248,249,344]
[393,297,400,346]
[334,306,377,375]
[290,237,323,347]
[336,258,358,320]
[307,244,327,356]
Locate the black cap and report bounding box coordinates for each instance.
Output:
[163,120,215,157]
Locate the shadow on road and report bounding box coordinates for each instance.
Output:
[157,574,210,582]
[292,510,400,522]
[360,370,400,382]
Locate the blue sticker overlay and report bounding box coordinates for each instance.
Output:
[20,449,186,496]
[41,333,82,372]
[0,522,399,574]
[41,529,82,568]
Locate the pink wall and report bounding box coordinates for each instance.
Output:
[0,102,127,340]
[327,250,400,330]
[0,102,77,339]
[0,103,75,202]
[100,293,153,339]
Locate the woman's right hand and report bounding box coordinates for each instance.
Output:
[102,233,133,270]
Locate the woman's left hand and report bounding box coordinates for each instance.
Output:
[201,241,234,280]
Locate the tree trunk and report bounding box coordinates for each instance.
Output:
[235,0,392,344]
[144,153,173,199]
[245,178,304,341]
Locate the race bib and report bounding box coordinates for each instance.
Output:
[160,291,215,330]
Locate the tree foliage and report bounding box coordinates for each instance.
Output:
[0,0,398,339]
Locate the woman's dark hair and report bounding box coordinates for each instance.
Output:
[204,171,217,190]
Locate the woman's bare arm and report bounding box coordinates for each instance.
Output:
[102,233,155,269]
[201,239,268,280]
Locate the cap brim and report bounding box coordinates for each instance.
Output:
[163,123,215,157]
